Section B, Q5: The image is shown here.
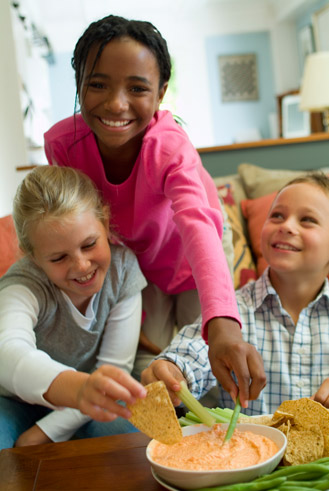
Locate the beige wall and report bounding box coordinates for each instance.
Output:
[0,0,28,217]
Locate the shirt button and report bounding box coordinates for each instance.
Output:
[298,347,306,355]
[296,380,304,388]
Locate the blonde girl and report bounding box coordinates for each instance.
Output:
[0,166,147,449]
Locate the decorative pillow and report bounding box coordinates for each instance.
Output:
[213,173,248,236]
[0,215,21,277]
[240,192,277,276]
[238,163,311,199]
[217,183,257,289]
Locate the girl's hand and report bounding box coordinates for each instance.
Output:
[311,378,329,408]
[141,359,185,406]
[77,365,147,422]
[207,317,266,409]
[15,425,52,447]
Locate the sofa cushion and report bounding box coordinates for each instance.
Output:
[238,163,310,199]
[240,192,276,276]
[0,215,21,277]
[217,183,256,289]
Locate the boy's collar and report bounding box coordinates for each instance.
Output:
[253,268,276,310]
[256,269,329,309]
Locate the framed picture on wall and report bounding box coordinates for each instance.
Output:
[218,53,259,102]
[298,25,315,71]
[312,4,329,51]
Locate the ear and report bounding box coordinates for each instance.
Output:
[158,82,168,107]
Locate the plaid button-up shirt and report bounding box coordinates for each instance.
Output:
[157,269,329,415]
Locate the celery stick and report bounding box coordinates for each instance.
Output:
[206,408,231,423]
[178,417,196,427]
[223,395,241,443]
[179,405,250,427]
[185,411,202,423]
[177,381,215,427]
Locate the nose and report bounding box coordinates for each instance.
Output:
[104,89,128,113]
[279,217,297,235]
[71,254,91,273]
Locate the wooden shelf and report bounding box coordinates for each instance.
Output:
[197,132,329,154]
[16,164,40,171]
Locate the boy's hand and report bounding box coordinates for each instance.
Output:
[15,424,52,447]
[141,359,186,406]
[312,378,329,408]
[207,317,266,408]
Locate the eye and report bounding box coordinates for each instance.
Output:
[50,255,66,263]
[82,240,96,250]
[269,211,283,220]
[88,81,105,90]
[301,216,317,224]
[130,86,148,94]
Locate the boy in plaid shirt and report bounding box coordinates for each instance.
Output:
[142,173,329,415]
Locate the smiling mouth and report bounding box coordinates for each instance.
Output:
[273,243,300,252]
[99,118,131,127]
[75,270,96,284]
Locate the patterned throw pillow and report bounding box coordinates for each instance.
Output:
[217,184,257,289]
[240,192,276,276]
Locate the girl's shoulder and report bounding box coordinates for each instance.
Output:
[142,110,198,163]
[109,244,144,278]
[145,110,187,140]
[44,114,91,144]
[102,245,147,301]
[0,257,51,288]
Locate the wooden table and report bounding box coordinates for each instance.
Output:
[0,432,166,490]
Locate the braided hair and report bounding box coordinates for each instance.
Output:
[72,15,171,94]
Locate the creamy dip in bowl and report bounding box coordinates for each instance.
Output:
[146,423,287,490]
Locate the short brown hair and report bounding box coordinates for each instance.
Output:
[280,172,329,195]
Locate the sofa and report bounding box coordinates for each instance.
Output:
[1,162,328,288]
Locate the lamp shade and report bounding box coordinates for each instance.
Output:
[299,51,329,111]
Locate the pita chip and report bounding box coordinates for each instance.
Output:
[127,381,183,445]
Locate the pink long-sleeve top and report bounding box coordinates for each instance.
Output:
[44,110,240,338]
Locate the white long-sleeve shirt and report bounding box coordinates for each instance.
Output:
[0,286,142,442]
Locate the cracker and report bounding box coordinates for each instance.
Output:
[283,424,324,466]
[127,381,183,445]
[239,415,274,426]
[276,398,329,456]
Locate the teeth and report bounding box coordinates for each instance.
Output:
[100,119,130,127]
[274,244,298,251]
[76,271,95,284]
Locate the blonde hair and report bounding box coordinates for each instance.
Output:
[13,166,109,255]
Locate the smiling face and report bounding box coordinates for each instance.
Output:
[79,36,167,160]
[30,211,111,313]
[261,182,329,281]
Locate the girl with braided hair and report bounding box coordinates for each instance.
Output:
[44,15,265,407]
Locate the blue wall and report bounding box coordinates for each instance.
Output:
[205,31,275,145]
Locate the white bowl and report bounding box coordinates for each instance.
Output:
[146,423,287,490]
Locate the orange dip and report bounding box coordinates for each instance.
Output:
[150,424,278,471]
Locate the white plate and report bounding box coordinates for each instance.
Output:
[151,468,181,491]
